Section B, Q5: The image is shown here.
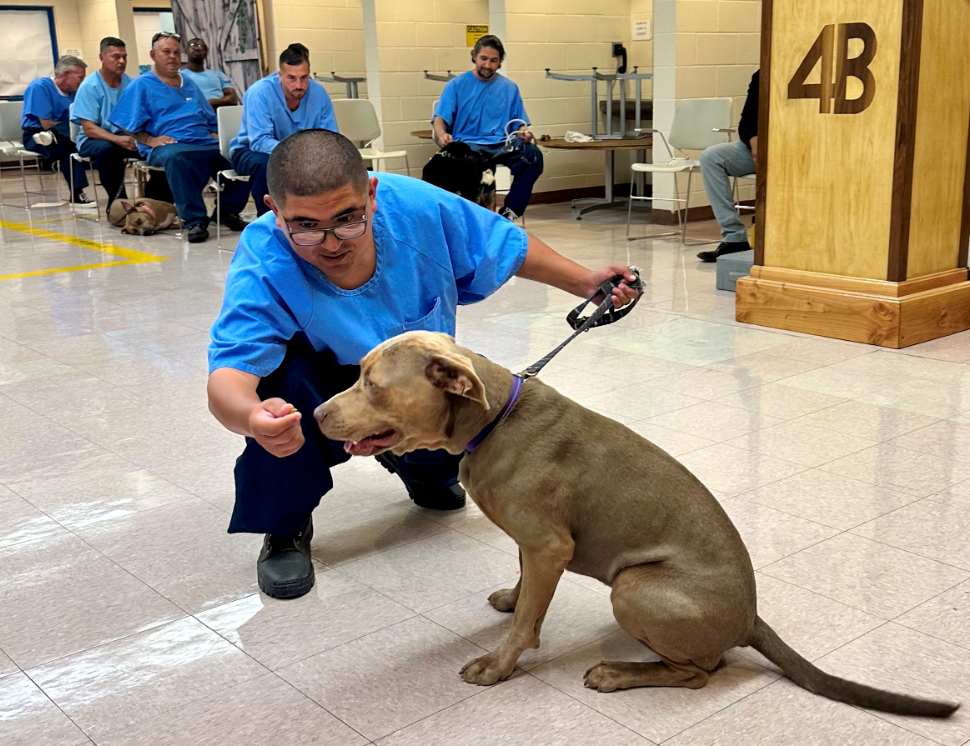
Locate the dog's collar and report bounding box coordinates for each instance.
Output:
[465,375,523,454]
[138,204,157,221]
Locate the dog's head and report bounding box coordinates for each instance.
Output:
[112,201,157,235]
[315,331,490,457]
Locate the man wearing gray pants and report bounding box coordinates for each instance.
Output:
[697,71,759,263]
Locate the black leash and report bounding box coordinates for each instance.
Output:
[518,268,644,380]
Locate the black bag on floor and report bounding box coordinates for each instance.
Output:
[422,142,496,211]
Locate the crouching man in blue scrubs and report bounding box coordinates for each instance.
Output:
[230,43,338,218]
[109,32,250,243]
[207,129,638,599]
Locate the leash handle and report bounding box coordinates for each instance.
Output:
[518,267,644,379]
[566,268,644,331]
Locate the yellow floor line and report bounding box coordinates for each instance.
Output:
[0,220,167,281]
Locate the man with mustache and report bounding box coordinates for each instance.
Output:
[432,35,543,222]
[109,32,250,243]
[229,43,338,217]
[71,37,172,210]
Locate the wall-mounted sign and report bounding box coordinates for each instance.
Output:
[466,25,489,47]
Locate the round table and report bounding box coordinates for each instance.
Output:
[540,137,653,217]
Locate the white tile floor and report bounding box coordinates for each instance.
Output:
[2,179,970,745]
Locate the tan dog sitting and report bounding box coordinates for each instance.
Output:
[316,331,957,718]
[108,198,179,235]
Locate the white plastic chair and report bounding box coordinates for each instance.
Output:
[0,100,50,209]
[68,104,102,221]
[627,97,733,244]
[215,105,249,248]
[333,98,410,175]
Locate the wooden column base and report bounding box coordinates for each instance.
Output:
[736,267,970,348]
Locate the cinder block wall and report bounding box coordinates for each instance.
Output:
[503,0,653,194]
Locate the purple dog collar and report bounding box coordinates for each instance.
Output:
[464,376,523,454]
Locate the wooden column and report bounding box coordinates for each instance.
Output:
[736,0,970,348]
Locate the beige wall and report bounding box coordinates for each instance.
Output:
[76,0,122,62]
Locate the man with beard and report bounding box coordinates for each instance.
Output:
[432,35,543,221]
[229,43,338,216]
[110,32,250,243]
[181,38,238,110]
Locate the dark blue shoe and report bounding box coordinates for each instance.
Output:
[376,452,466,511]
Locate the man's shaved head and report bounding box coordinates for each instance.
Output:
[267,129,369,205]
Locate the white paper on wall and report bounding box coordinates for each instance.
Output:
[0,10,55,97]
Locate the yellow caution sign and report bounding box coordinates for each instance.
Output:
[466,25,489,47]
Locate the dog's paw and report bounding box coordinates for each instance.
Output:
[488,587,518,613]
[460,653,514,686]
[583,661,627,693]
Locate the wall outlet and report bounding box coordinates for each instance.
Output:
[632,18,652,41]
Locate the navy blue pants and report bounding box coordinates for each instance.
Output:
[78,140,129,207]
[23,127,87,192]
[470,142,544,216]
[229,341,462,536]
[231,147,270,216]
[147,143,250,227]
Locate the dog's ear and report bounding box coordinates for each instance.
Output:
[426,352,489,410]
[120,201,135,214]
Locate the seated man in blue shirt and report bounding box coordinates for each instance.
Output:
[182,38,239,110]
[110,31,250,243]
[72,36,172,210]
[208,129,637,599]
[432,35,544,222]
[230,43,337,217]
[21,56,92,205]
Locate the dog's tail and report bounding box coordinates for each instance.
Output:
[749,616,958,718]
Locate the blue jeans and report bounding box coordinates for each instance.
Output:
[229,341,462,536]
[23,127,87,192]
[699,140,756,244]
[147,143,250,227]
[231,147,270,216]
[469,141,544,216]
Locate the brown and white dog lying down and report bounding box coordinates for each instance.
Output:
[108,198,179,235]
[315,331,958,718]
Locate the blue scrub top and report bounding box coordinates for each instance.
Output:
[21,77,74,137]
[181,68,233,101]
[229,73,338,156]
[208,173,529,376]
[109,72,218,159]
[433,71,529,146]
[71,71,132,150]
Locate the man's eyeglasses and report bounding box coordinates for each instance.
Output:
[284,215,368,246]
[152,31,181,45]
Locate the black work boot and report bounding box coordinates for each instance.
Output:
[257,517,315,599]
[697,240,751,263]
[376,452,466,510]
